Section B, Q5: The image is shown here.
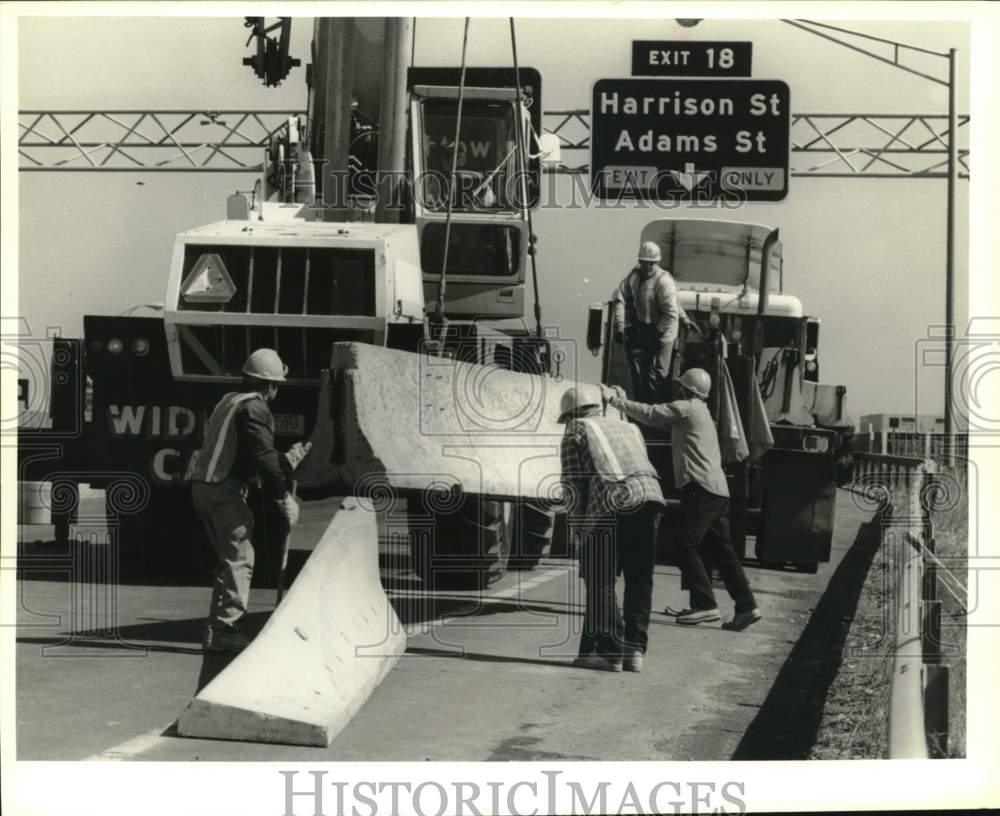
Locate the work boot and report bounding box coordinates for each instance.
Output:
[623,650,644,673]
[675,608,721,626]
[203,626,252,654]
[573,655,623,672]
[722,608,762,632]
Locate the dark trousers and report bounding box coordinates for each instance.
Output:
[577,523,624,660]
[625,327,673,403]
[618,502,661,653]
[678,484,756,613]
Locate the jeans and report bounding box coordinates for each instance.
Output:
[625,326,673,403]
[192,478,255,630]
[618,502,662,653]
[677,484,756,613]
[577,522,625,660]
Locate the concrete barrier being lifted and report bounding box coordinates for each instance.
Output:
[296,342,568,503]
[177,497,404,747]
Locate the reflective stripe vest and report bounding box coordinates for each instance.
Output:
[578,417,658,483]
[191,391,264,483]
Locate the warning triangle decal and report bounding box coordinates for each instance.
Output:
[181,253,236,303]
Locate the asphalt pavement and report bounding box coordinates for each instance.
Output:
[15,490,876,761]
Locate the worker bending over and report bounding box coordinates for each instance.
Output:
[190,349,311,653]
[612,240,699,402]
[559,385,665,672]
[603,369,761,631]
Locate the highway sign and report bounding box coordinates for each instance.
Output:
[591,78,790,202]
[632,41,752,77]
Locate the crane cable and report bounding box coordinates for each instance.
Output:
[509,17,544,340]
[433,17,471,354]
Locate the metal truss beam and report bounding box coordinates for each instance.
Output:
[18,108,969,179]
[18,110,298,172]
[541,109,970,179]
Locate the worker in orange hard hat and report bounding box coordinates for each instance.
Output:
[604,369,761,632]
[612,240,700,402]
[190,348,312,653]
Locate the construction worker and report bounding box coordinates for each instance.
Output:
[190,348,311,653]
[612,241,699,402]
[559,384,665,672]
[603,369,762,631]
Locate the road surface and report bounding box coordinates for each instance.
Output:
[15,489,879,761]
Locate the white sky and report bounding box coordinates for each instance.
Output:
[10,11,978,420]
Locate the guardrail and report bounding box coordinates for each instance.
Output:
[853,451,927,492]
[852,454,950,758]
[853,428,967,465]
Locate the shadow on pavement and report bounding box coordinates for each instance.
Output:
[405,645,571,671]
[731,509,887,760]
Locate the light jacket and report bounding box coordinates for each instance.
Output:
[612,265,688,344]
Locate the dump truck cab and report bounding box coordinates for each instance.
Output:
[591,218,854,572]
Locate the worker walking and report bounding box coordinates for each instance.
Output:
[559,385,665,672]
[612,241,699,403]
[604,369,761,631]
[190,349,311,653]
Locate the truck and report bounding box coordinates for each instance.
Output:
[586,218,855,573]
[17,17,560,589]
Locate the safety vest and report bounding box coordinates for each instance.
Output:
[622,266,671,327]
[578,417,658,484]
[190,391,264,483]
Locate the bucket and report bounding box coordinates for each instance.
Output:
[18,481,52,525]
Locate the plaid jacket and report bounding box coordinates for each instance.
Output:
[559,414,664,528]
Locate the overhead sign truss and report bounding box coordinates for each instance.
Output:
[544,109,970,179]
[18,107,969,179]
[17,110,298,171]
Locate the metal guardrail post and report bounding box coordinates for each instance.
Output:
[886,461,948,759]
[887,530,928,758]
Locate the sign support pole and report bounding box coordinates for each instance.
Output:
[944,47,957,440]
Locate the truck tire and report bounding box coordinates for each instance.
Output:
[409,497,512,590]
[508,501,555,570]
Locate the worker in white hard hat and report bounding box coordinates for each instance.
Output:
[190,348,312,653]
[558,384,665,672]
[612,240,700,402]
[603,368,761,632]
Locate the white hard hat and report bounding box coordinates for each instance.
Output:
[558,384,601,423]
[242,348,288,382]
[638,241,662,263]
[675,368,711,399]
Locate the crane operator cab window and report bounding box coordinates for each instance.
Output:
[411,86,532,294]
[417,98,522,214]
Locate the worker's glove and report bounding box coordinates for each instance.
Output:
[283,441,312,473]
[600,384,626,408]
[683,317,701,334]
[277,494,300,529]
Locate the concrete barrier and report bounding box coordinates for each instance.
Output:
[176,497,405,747]
[18,480,52,524]
[297,342,568,503]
